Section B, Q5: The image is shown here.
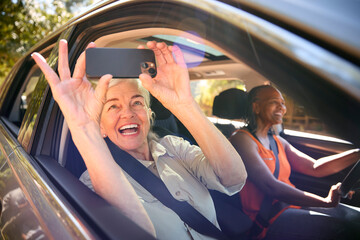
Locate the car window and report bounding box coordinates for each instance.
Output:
[283,94,331,137]
[8,66,42,128]
[190,79,246,128]
[191,79,333,138]
[99,32,338,141]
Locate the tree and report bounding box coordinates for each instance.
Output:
[0,0,93,85]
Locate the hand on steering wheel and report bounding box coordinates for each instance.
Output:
[326,182,341,207]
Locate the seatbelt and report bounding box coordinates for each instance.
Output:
[251,133,289,236]
[105,138,229,240]
[255,134,280,227]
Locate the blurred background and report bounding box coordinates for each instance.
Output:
[0,0,99,86]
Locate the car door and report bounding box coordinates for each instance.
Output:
[281,127,359,206]
[0,38,93,239]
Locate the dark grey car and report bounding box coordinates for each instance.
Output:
[0,0,359,239]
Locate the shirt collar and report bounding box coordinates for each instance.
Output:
[149,138,174,162]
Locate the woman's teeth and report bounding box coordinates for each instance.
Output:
[119,124,139,135]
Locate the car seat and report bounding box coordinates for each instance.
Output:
[150,95,179,137]
[212,88,247,138]
[150,95,198,144]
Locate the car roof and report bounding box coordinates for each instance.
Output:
[27,0,360,66]
[227,0,360,64]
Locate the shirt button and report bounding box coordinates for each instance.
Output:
[175,191,181,196]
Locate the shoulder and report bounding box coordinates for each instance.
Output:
[159,135,194,148]
[230,129,257,148]
[231,129,251,139]
[153,135,200,158]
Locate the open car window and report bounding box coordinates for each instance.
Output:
[8,66,42,128]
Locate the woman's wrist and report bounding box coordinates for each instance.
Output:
[323,197,338,208]
[68,119,101,134]
[68,121,103,146]
[168,98,199,118]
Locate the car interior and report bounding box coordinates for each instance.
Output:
[2,21,359,238]
[48,29,277,237]
[48,28,359,219]
[5,26,359,203]
[56,29,268,175]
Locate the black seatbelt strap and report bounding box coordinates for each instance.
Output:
[105,138,228,240]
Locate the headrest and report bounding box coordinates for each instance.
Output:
[212,88,247,119]
[150,95,172,120]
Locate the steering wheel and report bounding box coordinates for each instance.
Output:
[339,160,360,198]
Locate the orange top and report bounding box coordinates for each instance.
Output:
[237,129,297,222]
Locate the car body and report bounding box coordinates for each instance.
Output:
[0,0,359,239]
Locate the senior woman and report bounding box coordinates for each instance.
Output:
[230,85,360,240]
[32,39,247,239]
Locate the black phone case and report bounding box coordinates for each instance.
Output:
[86,48,156,78]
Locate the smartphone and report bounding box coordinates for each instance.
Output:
[86,48,157,78]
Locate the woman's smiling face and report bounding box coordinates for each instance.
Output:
[254,87,287,126]
[100,80,151,154]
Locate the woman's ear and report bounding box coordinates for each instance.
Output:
[100,123,107,138]
[148,107,155,124]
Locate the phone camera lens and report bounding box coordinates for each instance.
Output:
[148,68,156,74]
[141,62,149,69]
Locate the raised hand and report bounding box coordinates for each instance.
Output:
[32,40,112,131]
[138,41,193,111]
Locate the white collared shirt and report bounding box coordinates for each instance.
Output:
[80,135,243,240]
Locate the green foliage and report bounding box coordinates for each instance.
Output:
[0,0,94,86]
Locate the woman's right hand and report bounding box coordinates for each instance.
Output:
[32,39,112,131]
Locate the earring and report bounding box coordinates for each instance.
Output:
[103,134,107,138]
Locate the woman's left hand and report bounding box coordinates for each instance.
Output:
[325,182,342,207]
[138,41,193,111]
